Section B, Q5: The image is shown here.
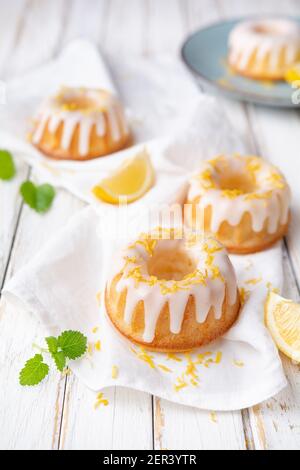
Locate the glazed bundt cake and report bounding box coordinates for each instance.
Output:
[228,18,300,80]
[105,229,240,352]
[185,154,291,254]
[30,87,131,160]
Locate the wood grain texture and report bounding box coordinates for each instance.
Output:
[1,0,300,450]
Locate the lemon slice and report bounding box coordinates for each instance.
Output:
[92,149,155,204]
[284,63,300,83]
[265,291,300,362]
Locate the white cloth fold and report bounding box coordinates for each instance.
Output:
[1,40,287,410]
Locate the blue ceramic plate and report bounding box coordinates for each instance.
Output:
[181,17,300,108]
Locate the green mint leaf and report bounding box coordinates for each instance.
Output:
[20,181,36,209]
[20,181,55,213]
[19,354,49,386]
[35,184,55,213]
[51,351,66,372]
[0,150,16,180]
[45,336,58,354]
[57,330,87,360]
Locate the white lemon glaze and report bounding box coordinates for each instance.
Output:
[229,19,300,73]
[32,87,129,156]
[107,230,238,343]
[187,155,291,234]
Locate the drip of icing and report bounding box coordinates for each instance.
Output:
[108,233,238,343]
[107,106,120,141]
[31,88,128,156]
[229,19,300,72]
[96,112,105,136]
[187,155,291,234]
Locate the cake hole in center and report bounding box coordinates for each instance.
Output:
[219,172,255,193]
[253,23,283,35]
[148,248,197,281]
[58,95,96,111]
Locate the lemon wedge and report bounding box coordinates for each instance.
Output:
[92,149,155,204]
[284,63,300,83]
[265,291,300,363]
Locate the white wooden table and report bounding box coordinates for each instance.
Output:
[1,0,300,450]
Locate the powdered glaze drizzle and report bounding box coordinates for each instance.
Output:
[31,87,128,156]
[108,232,238,343]
[229,19,300,73]
[187,155,291,234]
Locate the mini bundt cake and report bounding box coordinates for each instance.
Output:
[105,229,240,352]
[228,18,300,80]
[185,154,291,254]
[30,87,131,160]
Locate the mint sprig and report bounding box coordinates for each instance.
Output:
[19,330,87,386]
[20,181,55,213]
[0,150,16,180]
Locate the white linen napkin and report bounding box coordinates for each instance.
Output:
[3,203,286,411]
[1,40,287,410]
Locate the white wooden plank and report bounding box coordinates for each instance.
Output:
[154,397,246,450]
[0,191,84,450]
[63,0,109,45]
[60,378,153,450]
[103,0,147,56]
[4,0,67,77]
[185,0,220,31]
[216,0,299,18]
[0,0,29,286]
[147,0,186,55]
[0,0,27,72]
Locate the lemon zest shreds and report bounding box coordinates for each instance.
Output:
[233,360,244,367]
[199,169,216,190]
[92,326,99,334]
[195,352,212,364]
[267,172,285,189]
[87,342,94,356]
[210,411,218,423]
[112,365,119,379]
[203,240,222,254]
[136,348,156,369]
[266,282,279,294]
[190,378,199,387]
[166,353,182,362]
[244,191,271,201]
[185,354,199,379]
[203,358,214,368]
[157,364,172,373]
[174,374,188,392]
[208,155,224,170]
[94,392,109,409]
[245,277,262,285]
[95,340,101,351]
[209,265,225,282]
[123,255,137,268]
[239,287,250,306]
[129,238,157,256]
[214,351,222,364]
[221,189,245,199]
